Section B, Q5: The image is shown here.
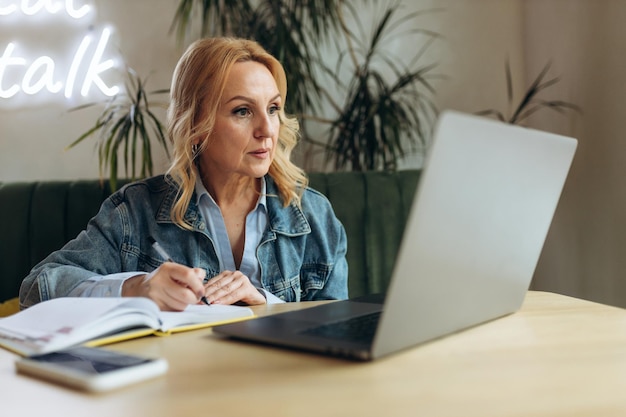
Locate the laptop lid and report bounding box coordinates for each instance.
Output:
[213,110,577,360]
[371,110,577,358]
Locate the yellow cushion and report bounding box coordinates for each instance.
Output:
[0,297,19,317]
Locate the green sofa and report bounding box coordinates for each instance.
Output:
[0,170,421,307]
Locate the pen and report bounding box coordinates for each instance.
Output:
[148,236,211,306]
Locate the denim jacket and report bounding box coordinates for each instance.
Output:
[19,175,348,309]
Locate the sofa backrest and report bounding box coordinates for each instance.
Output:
[0,170,420,302]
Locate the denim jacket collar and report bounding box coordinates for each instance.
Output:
[152,176,201,228]
[153,175,311,237]
[265,177,311,236]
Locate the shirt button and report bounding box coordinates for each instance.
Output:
[198,222,206,230]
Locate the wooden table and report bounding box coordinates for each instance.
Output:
[3,291,626,417]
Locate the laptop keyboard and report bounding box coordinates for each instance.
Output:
[300,312,381,344]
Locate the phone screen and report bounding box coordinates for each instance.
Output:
[26,346,155,375]
[17,346,168,392]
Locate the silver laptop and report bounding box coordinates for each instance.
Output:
[213,110,578,361]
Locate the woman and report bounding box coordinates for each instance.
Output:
[19,37,348,311]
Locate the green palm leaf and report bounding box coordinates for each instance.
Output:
[67,68,169,190]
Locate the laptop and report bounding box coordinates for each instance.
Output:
[213,110,578,361]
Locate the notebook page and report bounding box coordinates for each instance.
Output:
[0,297,158,339]
[157,304,254,331]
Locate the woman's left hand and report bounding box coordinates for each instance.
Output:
[203,270,267,305]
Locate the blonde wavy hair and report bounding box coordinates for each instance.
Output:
[166,37,308,229]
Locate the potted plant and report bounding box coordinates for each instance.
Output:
[315,3,440,171]
[66,68,170,191]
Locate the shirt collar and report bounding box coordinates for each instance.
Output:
[194,175,267,212]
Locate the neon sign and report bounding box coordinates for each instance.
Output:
[0,0,91,18]
[0,1,121,106]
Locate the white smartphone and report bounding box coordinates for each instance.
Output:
[15,346,168,392]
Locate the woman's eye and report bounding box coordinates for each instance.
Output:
[269,105,281,115]
[233,108,250,117]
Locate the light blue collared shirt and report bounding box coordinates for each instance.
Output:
[194,177,283,304]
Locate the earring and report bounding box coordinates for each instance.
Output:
[191,143,200,159]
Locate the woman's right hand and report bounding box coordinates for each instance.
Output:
[122,262,207,311]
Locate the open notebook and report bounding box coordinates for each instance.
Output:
[213,110,578,360]
[0,297,254,356]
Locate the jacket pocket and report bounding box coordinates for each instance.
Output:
[265,275,301,302]
[299,263,330,300]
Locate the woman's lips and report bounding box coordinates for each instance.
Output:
[250,148,270,158]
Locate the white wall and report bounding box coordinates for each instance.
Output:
[523,0,626,307]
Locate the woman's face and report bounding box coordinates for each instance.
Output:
[198,60,281,182]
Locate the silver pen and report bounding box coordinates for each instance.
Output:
[148,236,211,306]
